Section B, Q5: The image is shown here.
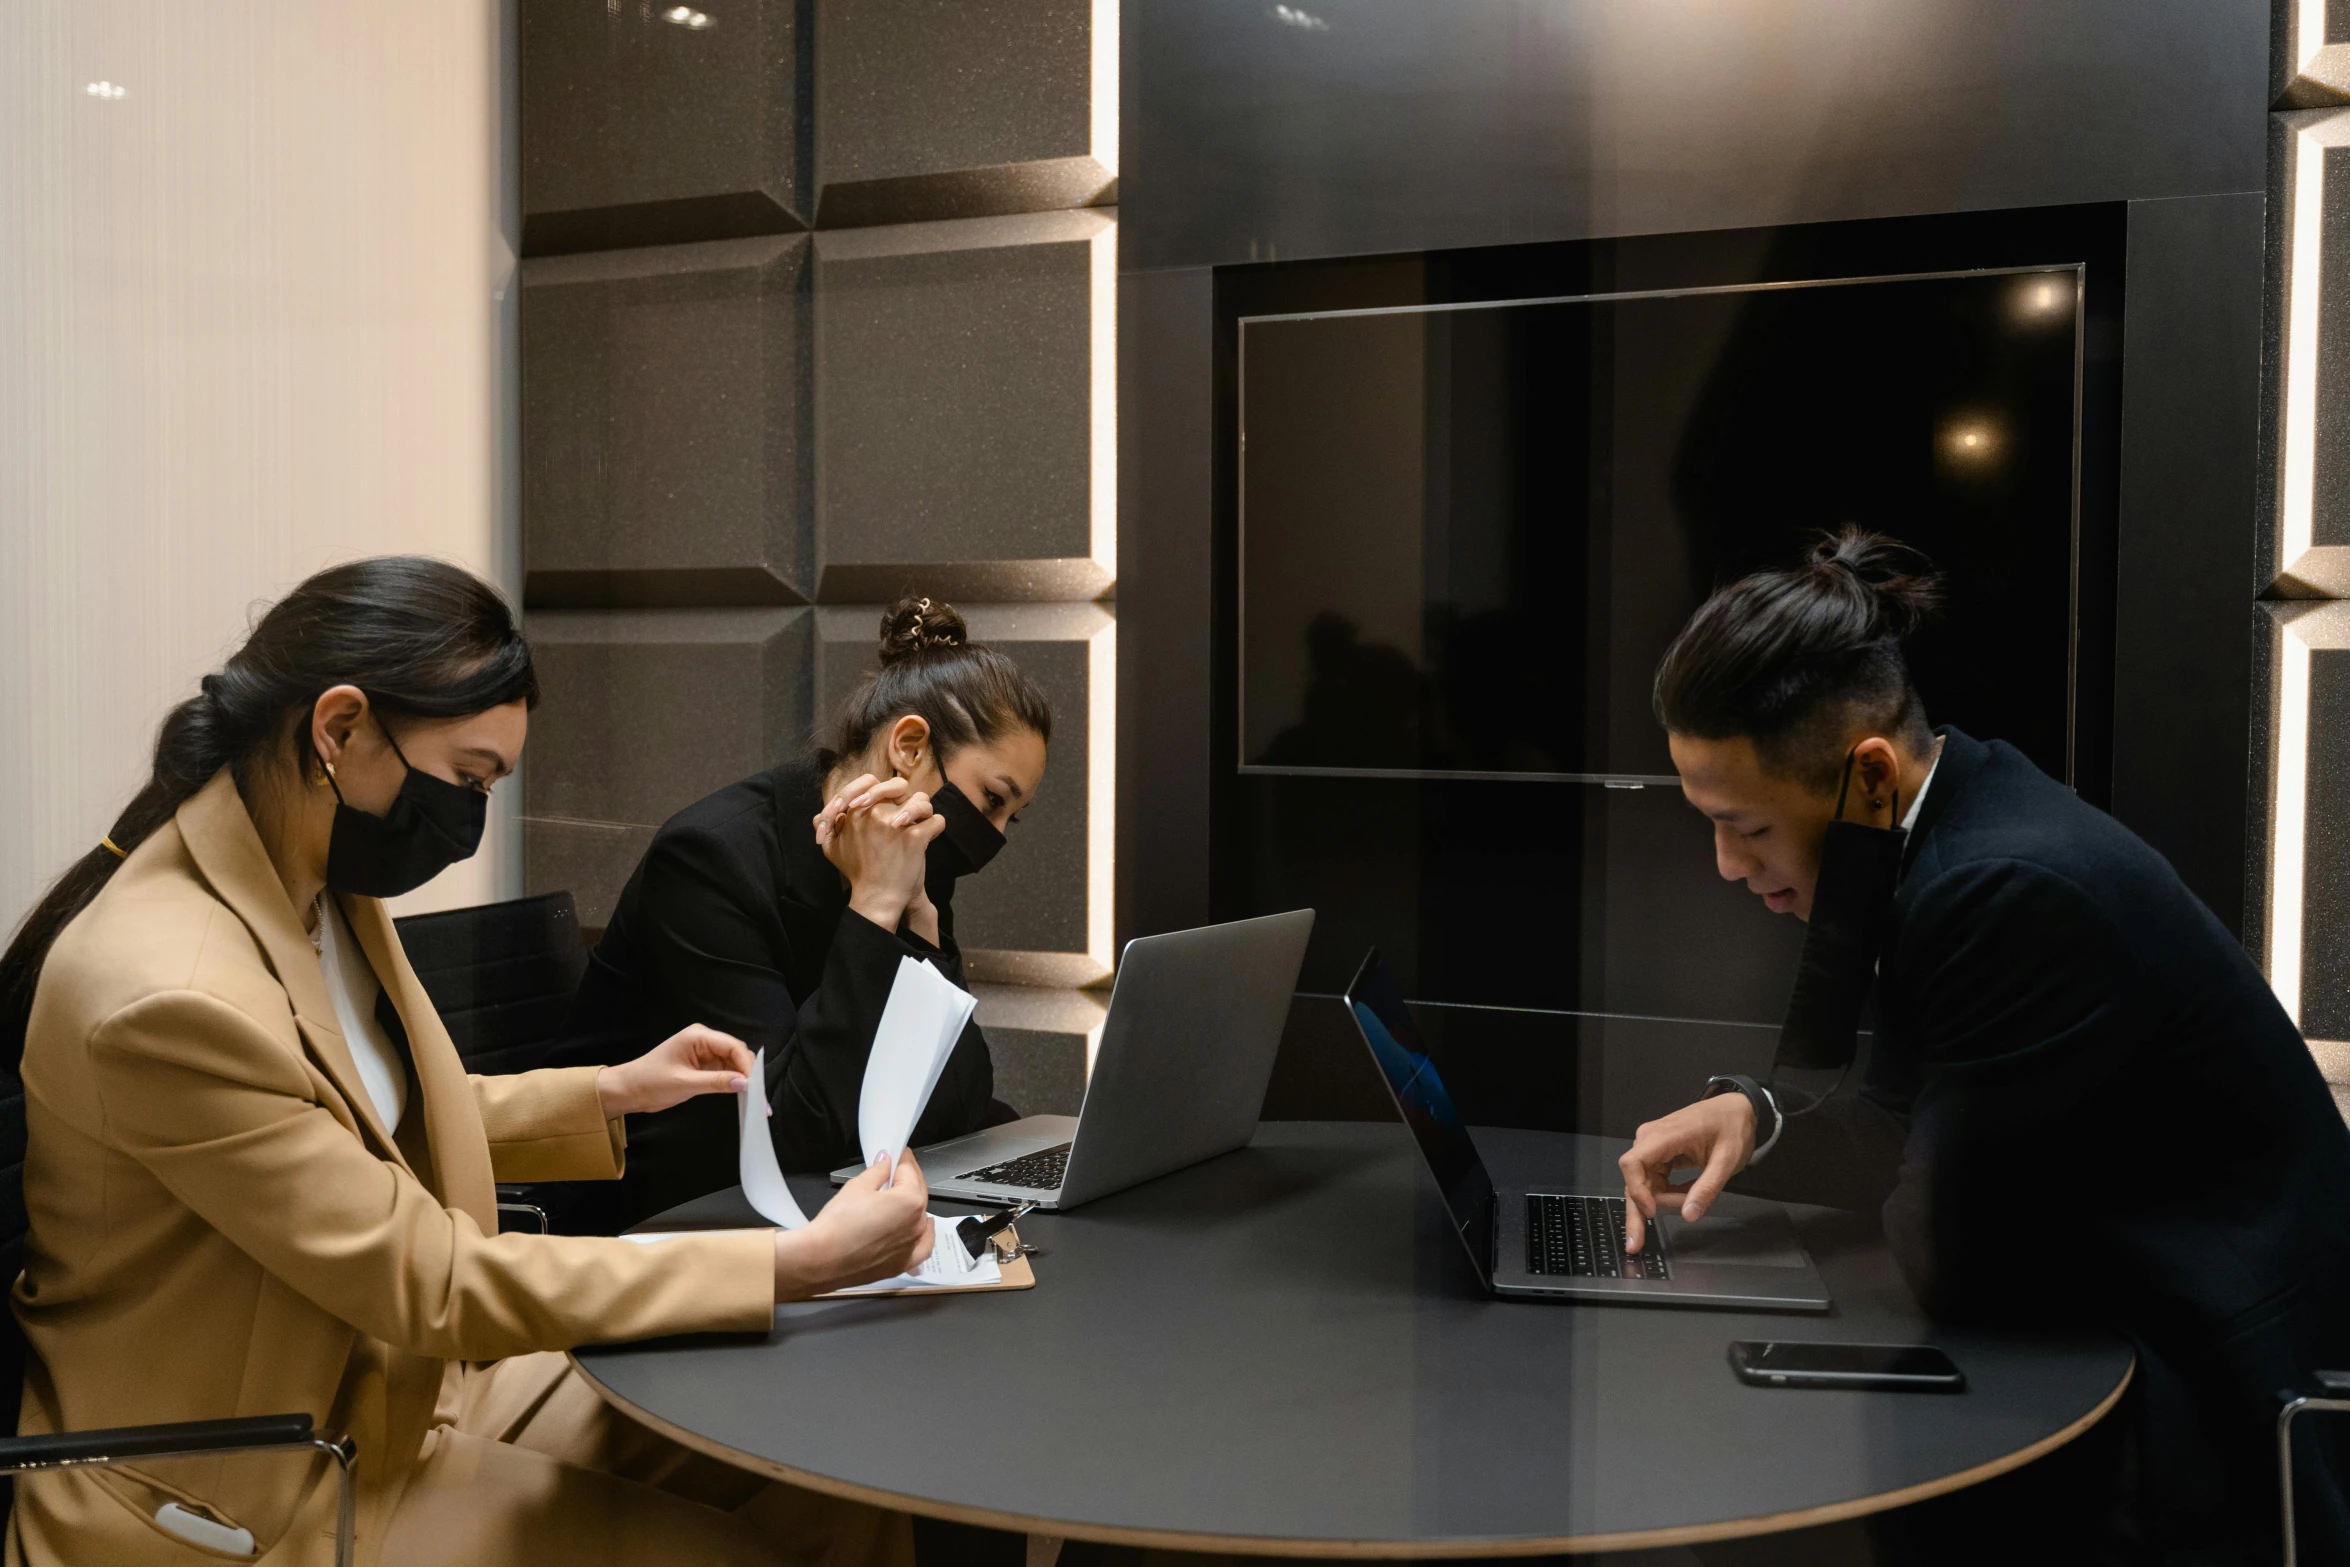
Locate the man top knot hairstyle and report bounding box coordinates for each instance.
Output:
[1653,526,1944,792]
[829,594,1054,763]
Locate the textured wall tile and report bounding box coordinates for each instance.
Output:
[523,238,810,607]
[974,985,1105,1116]
[2276,0,2350,108]
[521,0,808,253]
[2255,602,2350,1041]
[816,604,1113,977]
[815,212,1114,604]
[814,0,1112,227]
[2269,111,2350,594]
[522,608,814,916]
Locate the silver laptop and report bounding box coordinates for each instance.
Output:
[830,910,1316,1209]
[1346,950,1831,1312]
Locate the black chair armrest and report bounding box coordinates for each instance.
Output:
[2280,1373,2350,1567]
[496,1187,550,1234]
[0,1413,315,1472]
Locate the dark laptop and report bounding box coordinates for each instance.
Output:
[1344,950,1831,1312]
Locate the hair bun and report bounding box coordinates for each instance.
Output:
[876,595,970,666]
[1805,526,1944,641]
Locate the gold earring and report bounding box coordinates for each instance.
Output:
[317,758,337,788]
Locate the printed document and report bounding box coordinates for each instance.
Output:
[858,956,979,1183]
[737,1048,809,1228]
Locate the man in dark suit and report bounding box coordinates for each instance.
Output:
[1621,531,2350,1564]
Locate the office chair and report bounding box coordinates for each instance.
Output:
[393,891,617,1235]
[2281,1369,2350,1567]
[0,1064,358,1564]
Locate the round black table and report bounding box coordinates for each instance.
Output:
[575,1122,2133,1557]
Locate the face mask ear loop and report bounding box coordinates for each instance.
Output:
[374,709,415,778]
[1832,744,1859,823]
[1770,744,1872,1121]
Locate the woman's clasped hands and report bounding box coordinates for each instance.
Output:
[813,772,944,942]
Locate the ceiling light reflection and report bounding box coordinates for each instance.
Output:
[1935,411,2011,477]
[662,6,714,28]
[84,81,127,99]
[2006,272,2074,327]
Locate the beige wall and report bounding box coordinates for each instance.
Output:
[0,0,520,932]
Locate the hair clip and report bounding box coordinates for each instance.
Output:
[99,837,127,860]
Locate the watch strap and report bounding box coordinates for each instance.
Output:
[1703,1073,1784,1164]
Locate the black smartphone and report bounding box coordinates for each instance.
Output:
[1728,1340,1965,1392]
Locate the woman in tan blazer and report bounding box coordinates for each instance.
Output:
[0,559,946,1567]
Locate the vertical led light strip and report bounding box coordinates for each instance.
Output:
[2273,622,2313,1025]
[1091,0,1120,182]
[1090,221,1118,585]
[1088,614,1118,978]
[2302,0,2331,97]
[1085,0,1119,991]
[2278,115,2338,578]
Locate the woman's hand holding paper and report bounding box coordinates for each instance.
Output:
[595,1023,757,1119]
[773,1149,936,1297]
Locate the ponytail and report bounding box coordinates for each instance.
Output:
[0,557,537,1069]
[1653,526,1944,789]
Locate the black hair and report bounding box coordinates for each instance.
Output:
[0,556,538,1068]
[1652,527,1943,791]
[829,596,1054,765]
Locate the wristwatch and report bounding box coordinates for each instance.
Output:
[1703,1074,1784,1164]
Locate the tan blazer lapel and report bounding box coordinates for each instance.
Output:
[173,771,411,1170]
[338,895,500,1236]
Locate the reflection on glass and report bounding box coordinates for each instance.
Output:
[1238,268,2084,782]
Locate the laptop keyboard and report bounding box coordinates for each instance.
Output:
[957,1143,1072,1190]
[1526,1194,1670,1280]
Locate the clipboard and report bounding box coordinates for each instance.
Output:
[816,1250,1035,1299]
[811,1223,1037,1300]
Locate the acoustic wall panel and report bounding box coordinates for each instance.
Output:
[522,237,811,608]
[2276,0,2350,109]
[523,608,814,925]
[2269,110,2350,597]
[973,984,1107,1117]
[813,0,1115,229]
[2255,603,2350,1044]
[2264,109,2350,1121]
[814,211,1115,603]
[815,604,1115,984]
[517,2,1119,996]
[520,0,808,254]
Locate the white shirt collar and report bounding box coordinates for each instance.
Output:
[1898,743,1944,834]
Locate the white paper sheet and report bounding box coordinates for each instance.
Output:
[738,1049,809,1228]
[827,1213,1002,1293]
[858,957,979,1182]
[620,1221,1003,1294]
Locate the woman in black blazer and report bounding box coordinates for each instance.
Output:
[1617,531,2350,1564]
[559,598,1050,1224]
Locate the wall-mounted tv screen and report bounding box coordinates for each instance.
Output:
[1238,268,2085,785]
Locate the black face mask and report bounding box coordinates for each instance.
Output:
[1774,752,1907,1074]
[924,781,1007,904]
[319,721,487,899]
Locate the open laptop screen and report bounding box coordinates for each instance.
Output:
[1344,950,1496,1279]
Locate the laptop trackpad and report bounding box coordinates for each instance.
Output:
[1658,1210,1810,1268]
